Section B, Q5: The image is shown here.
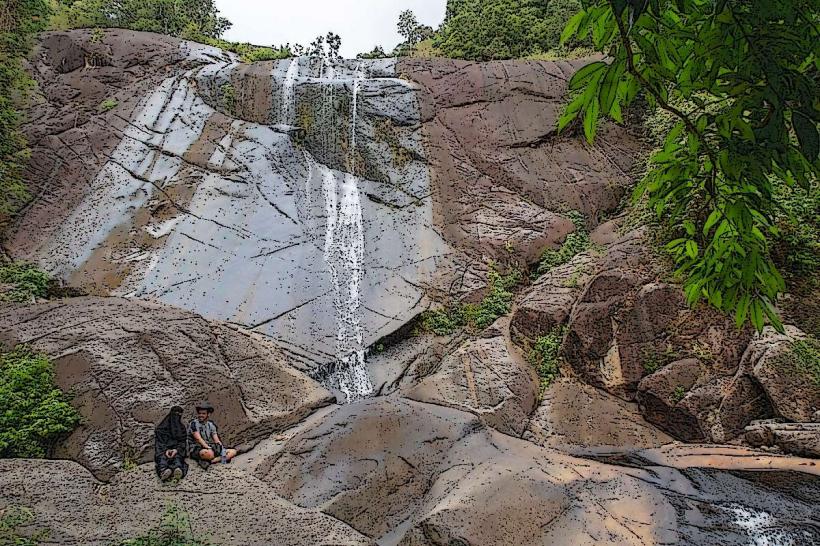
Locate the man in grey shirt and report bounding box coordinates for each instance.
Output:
[188,402,237,469]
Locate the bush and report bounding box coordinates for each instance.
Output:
[0,346,80,458]
[420,268,521,335]
[434,0,586,60]
[0,506,48,546]
[789,338,820,388]
[0,262,51,303]
[115,505,213,546]
[535,211,590,277]
[528,327,564,393]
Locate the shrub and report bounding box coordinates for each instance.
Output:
[671,386,686,404]
[535,211,590,277]
[789,338,820,388]
[0,262,51,303]
[0,506,48,546]
[0,346,81,458]
[99,98,118,112]
[419,268,521,335]
[528,327,564,393]
[115,505,213,546]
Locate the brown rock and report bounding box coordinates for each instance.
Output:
[745,420,820,458]
[636,359,704,439]
[400,57,643,266]
[404,320,539,436]
[0,297,333,479]
[527,378,672,450]
[510,252,596,343]
[747,327,820,422]
[0,459,370,545]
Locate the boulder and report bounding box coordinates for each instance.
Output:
[636,359,705,440]
[745,327,820,422]
[0,459,370,546]
[0,297,333,479]
[526,378,672,451]
[404,320,539,435]
[510,252,597,343]
[745,420,820,458]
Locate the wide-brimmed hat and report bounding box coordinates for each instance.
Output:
[195,401,214,413]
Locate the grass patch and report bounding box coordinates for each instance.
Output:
[99,98,118,112]
[641,345,678,374]
[218,83,236,116]
[671,386,687,404]
[420,268,521,335]
[0,506,48,545]
[195,37,291,63]
[115,505,212,546]
[0,346,81,458]
[528,327,565,394]
[535,211,590,277]
[0,262,51,303]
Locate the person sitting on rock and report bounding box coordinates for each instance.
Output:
[188,401,237,469]
[154,405,188,481]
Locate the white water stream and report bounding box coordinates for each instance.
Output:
[284,58,373,401]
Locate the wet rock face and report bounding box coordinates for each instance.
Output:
[9,31,458,379]
[0,297,333,480]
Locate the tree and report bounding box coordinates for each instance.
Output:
[0,0,51,223]
[357,45,388,60]
[559,0,819,331]
[51,0,232,40]
[434,0,584,60]
[326,32,342,62]
[397,9,433,54]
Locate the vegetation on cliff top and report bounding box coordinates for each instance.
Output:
[0,345,81,459]
[116,505,214,546]
[559,0,818,332]
[0,0,50,225]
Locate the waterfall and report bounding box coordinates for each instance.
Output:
[309,61,373,402]
[280,57,300,125]
[320,165,374,401]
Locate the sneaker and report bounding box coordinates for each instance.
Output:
[172,467,183,480]
[197,459,209,470]
[160,468,173,481]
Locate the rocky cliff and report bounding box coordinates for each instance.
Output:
[1,30,818,545]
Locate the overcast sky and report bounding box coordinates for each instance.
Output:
[215,0,447,58]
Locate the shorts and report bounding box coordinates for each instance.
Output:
[189,442,220,460]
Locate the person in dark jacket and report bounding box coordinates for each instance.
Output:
[154,405,188,481]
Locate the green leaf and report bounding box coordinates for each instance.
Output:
[793,110,819,161]
[703,209,721,236]
[569,61,606,91]
[599,61,625,117]
[560,10,586,45]
[583,97,600,144]
[685,240,698,259]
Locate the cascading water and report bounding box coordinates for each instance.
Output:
[280,57,300,125]
[291,58,373,401]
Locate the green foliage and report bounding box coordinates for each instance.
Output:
[99,98,118,112]
[560,0,819,333]
[435,0,585,60]
[789,338,820,387]
[395,9,434,55]
[671,385,686,403]
[357,45,388,60]
[0,0,51,223]
[420,268,522,335]
[0,261,51,302]
[641,345,678,374]
[0,506,48,546]
[771,183,820,283]
[536,211,590,276]
[115,505,213,546]
[50,0,231,40]
[218,83,235,116]
[0,346,81,458]
[528,327,564,393]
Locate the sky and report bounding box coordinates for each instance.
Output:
[215,0,447,58]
